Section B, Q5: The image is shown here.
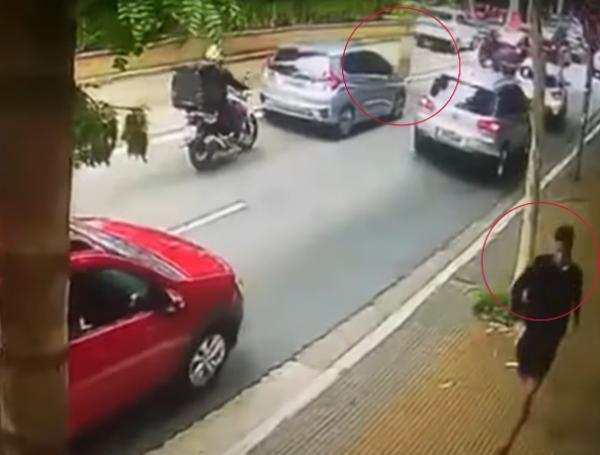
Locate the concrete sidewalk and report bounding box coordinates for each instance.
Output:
[244,150,600,453]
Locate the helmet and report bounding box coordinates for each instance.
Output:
[204,44,223,63]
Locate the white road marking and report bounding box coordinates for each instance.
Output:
[169,201,248,236]
[222,121,600,455]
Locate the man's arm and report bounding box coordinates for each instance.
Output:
[511,265,534,314]
[572,267,583,327]
[223,68,249,91]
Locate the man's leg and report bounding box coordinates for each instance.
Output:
[497,376,542,455]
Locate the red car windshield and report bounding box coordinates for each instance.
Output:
[70,224,184,280]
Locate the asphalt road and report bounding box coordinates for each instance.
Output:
[72,52,598,454]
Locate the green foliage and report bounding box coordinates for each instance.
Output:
[470,288,519,327]
[78,0,412,52]
[75,0,244,168]
[78,0,243,53]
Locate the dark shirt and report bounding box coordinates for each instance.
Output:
[197,63,248,112]
[511,254,583,336]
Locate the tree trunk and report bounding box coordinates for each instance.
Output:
[0,2,75,454]
[514,0,545,281]
[467,0,475,17]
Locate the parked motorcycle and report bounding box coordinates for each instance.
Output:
[182,88,263,171]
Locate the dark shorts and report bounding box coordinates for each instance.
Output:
[516,329,563,381]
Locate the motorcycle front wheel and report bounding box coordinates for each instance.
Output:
[239,114,258,152]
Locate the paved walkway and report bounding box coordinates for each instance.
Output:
[247,147,600,454]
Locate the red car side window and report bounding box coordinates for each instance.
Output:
[69,268,154,339]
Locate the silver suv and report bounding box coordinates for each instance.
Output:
[260,42,406,138]
[414,69,530,178]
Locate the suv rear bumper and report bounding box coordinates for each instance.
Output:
[415,125,501,158]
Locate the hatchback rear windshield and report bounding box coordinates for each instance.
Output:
[270,48,331,80]
[430,75,496,116]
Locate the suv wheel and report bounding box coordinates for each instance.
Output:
[414,128,429,155]
[496,146,510,180]
[335,106,355,139]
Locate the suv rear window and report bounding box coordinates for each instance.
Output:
[270,48,331,80]
[430,76,496,116]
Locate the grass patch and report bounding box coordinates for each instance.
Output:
[470,288,519,327]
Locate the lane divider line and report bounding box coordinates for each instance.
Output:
[169,200,248,236]
[222,117,600,455]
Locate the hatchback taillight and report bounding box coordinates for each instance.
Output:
[477,118,501,135]
[420,96,435,113]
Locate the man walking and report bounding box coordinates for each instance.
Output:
[498,224,583,454]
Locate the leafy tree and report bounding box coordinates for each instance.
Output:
[0,1,239,454]
[75,0,243,167]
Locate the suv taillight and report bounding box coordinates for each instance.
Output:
[477,118,501,135]
[420,96,435,113]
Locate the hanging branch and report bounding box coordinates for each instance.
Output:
[74,87,149,167]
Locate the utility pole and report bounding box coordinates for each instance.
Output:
[514,0,545,280]
[574,1,598,181]
[574,39,596,180]
[506,0,523,31]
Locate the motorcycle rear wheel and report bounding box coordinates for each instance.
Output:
[239,114,258,152]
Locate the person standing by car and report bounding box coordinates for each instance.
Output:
[197,44,250,138]
[497,225,583,454]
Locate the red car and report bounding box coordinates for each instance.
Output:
[68,217,243,437]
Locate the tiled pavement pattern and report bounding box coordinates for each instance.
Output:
[250,149,600,455]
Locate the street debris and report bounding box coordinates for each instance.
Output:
[439,380,455,389]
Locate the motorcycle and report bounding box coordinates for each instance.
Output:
[182,88,263,171]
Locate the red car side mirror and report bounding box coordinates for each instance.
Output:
[163,289,186,314]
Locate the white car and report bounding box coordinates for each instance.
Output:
[415,7,480,51]
[414,68,530,179]
[517,58,568,127]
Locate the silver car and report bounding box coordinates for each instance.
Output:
[260,42,406,138]
[414,69,530,178]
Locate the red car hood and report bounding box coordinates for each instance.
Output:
[75,217,231,279]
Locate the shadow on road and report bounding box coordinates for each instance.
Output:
[414,144,525,190]
[263,111,384,141]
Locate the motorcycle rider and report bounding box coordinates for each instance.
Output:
[197,44,249,139]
